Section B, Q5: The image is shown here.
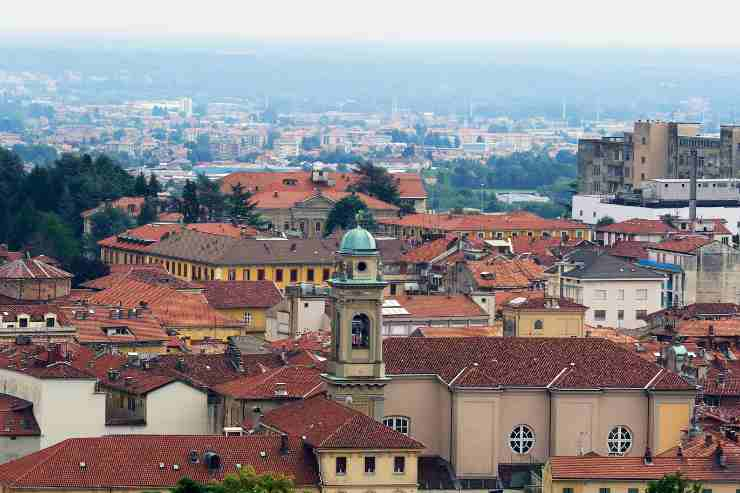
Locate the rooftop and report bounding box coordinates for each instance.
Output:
[214,365,324,401]
[0,258,72,280]
[199,280,283,309]
[562,254,666,280]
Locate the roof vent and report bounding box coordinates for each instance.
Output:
[273,191,279,197]
[204,451,221,471]
[259,451,267,458]
[173,464,179,470]
[107,369,120,381]
[159,462,165,469]
[189,450,199,464]
[79,462,86,469]
[280,433,289,455]
[274,382,288,396]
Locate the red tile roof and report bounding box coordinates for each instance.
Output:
[410,326,502,337]
[81,196,146,218]
[650,236,715,253]
[0,303,71,325]
[465,257,545,289]
[379,212,587,232]
[400,236,458,263]
[85,280,244,329]
[390,294,489,319]
[61,305,169,345]
[0,435,319,488]
[504,296,587,312]
[199,280,283,309]
[0,258,72,280]
[261,395,424,450]
[510,236,582,260]
[0,394,40,436]
[250,189,398,211]
[607,241,654,260]
[220,170,426,200]
[214,365,323,400]
[598,218,677,234]
[382,337,694,390]
[81,264,197,291]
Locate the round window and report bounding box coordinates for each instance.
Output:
[607,426,633,456]
[357,261,368,272]
[509,424,535,454]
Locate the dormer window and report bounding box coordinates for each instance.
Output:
[46,317,55,328]
[18,317,29,328]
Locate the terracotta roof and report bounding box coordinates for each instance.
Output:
[510,236,582,260]
[199,281,283,309]
[410,326,502,337]
[649,236,716,253]
[598,218,677,234]
[388,294,489,319]
[81,196,145,218]
[98,224,181,253]
[0,303,71,325]
[504,296,587,312]
[649,303,740,320]
[378,212,587,232]
[186,222,246,238]
[382,337,694,390]
[220,170,425,200]
[156,211,183,223]
[147,229,338,266]
[0,394,40,436]
[214,365,323,400]
[61,304,168,345]
[85,280,243,329]
[607,241,654,260]
[251,189,398,211]
[585,326,639,345]
[261,395,424,450]
[0,258,72,280]
[674,319,740,338]
[81,264,198,291]
[30,254,61,266]
[0,435,319,488]
[400,236,458,263]
[549,452,740,481]
[465,257,545,289]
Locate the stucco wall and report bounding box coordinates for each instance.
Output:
[0,436,40,464]
[319,449,419,493]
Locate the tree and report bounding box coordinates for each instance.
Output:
[170,478,208,493]
[210,466,294,493]
[26,213,80,264]
[85,206,134,255]
[325,194,375,236]
[196,174,225,221]
[66,256,110,287]
[646,472,702,493]
[147,174,162,197]
[227,183,265,227]
[135,172,148,196]
[596,216,615,227]
[348,162,401,206]
[137,198,158,226]
[181,180,200,223]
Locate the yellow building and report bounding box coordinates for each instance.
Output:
[378,211,592,243]
[199,280,283,333]
[501,295,586,337]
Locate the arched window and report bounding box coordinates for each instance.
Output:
[352,314,370,348]
[534,320,544,331]
[607,426,632,456]
[383,416,410,435]
[509,424,535,454]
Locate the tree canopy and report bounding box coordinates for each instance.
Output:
[324,195,376,235]
[646,472,702,493]
[170,466,294,493]
[348,162,401,206]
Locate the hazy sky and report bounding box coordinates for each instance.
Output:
[4,0,740,46]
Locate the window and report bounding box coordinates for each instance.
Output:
[275,269,284,282]
[127,397,136,411]
[594,310,606,321]
[336,457,347,475]
[390,284,397,295]
[563,489,574,493]
[617,289,624,300]
[636,309,647,320]
[635,289,648,300]
[628,489,639,493]
[228,269,236,281]
[618,310,624,321]
[315,222,322,233]
[607,426,633,456]
[364,456,376,474]
[242,269,250,281]
[46,317,55,328]
[290,269,298,282]
[307,269,315,282]
[600,488,611,493]
[244,312,253,326]
[393,456,406,474]
[594,290,607,301]
[18,317,28,328]
[283,222,290,231]
[257,269,265,281]
[322,268,331,281]
[383,416,410,435]
[352,314,371,348]
[534,320,544,331]
[509,424,535,454]
[702,489,712,493]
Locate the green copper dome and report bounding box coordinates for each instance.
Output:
[339,226,377,254]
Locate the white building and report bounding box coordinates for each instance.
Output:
[559,252,666,330]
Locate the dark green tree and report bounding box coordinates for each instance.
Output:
[596,216,615,227]
[66,256,110,287]
[195,174,225,221]
[170,478,208,493]
[227,183,265,227]
[181,180,200,223]
[210,466,294,493]
[348,162,401,206]
[137,198,158,226]
[26,213,80,264]
[646,472,702,493]
[324,195,375,235]
[147,174,162,197]
[134,172,148,196]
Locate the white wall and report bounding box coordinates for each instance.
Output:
[40,379,107,448]
[572,195,740,235]
[0,436,40,464]
[571,279,664,330]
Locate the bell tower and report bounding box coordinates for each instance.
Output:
[322,224,389,419]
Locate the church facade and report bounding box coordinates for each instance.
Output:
[323,226,697,485]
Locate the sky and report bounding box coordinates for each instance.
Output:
[3,0,740,47]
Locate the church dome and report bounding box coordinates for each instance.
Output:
[339,226,377,254]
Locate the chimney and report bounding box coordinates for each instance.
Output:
[274,382,288,396]
[677,445,683,459]
[252,406,263,432]
[705,434,713,447]
[643,447,653,465]
[716,443,727,468]
[273,191,279,198]
[280,433,289,455]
